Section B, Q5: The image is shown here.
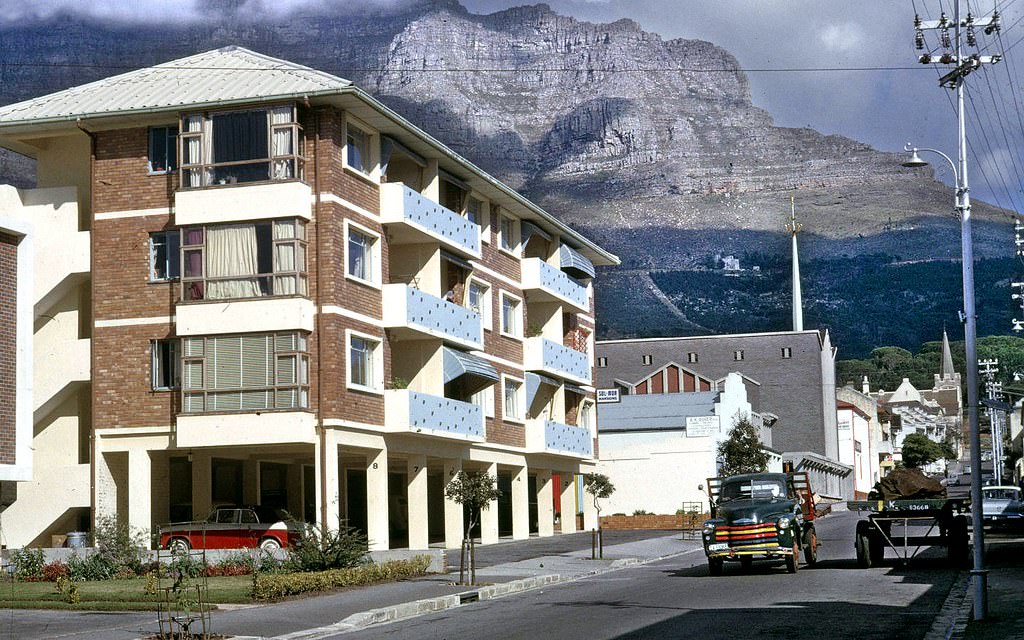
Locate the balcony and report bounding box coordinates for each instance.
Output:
[523,337,590,385]
[175,181,312,226]
[176,297,315,336]
[379,183,480,258]
[382,284,483,350]
[385,389,485,442]
[526,419,593,458]
[521,258,588,312]
[176,411,316,448]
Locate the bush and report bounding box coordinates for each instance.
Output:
[632,510,652,516]
[92,516,147,577]
[251,556,432,600]
[42,561,70,582]
[10,548,44,581]
[68,552,117,582]
[284,524,368,573]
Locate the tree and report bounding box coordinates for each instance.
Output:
[900,433,946,469]
[717,416,770,477]
[444,470,502,585]
[583,472,615,559]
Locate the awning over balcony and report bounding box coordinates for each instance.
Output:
[526,371,560,406]
[559,244,595,279]
[442,347,498,394]
[522,220,552,245]
[441,249,474,272]
[563,382,589,396]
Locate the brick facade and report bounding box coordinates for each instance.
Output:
[0,232,17,464]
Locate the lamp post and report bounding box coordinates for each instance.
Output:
[902,143,986,618]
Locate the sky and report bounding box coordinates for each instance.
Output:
[5,0,1023,211]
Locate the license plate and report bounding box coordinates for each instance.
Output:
[708,543,729,552]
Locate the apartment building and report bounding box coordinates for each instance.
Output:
[0,47,617,550]
[0,205,32,491]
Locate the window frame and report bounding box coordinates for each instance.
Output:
[499,290,523,340]
[734,350,745,361]
[149,230,181,282]
[781,347,793,359]
[466,276,492,331]
[642,354,653,365]
[148,125,178,175]
[151,339,180,391]
[181,331,310,413]
[344,220,382,289]
[498,212,520,256]
[579,399,594,430]
[596,356,607,368]
[466,196,490,243]
[501,374,525,424]
[346,329,384,395]
[471,384,495,418]
[344,115,379,180]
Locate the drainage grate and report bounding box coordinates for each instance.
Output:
[458,591,480,604]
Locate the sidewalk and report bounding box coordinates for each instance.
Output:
[959,536,1024,640]
[210,530,703,639]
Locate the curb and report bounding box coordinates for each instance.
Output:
[923,571,972,640]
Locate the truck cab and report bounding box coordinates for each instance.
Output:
[702,471,818,575]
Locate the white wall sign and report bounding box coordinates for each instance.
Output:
[686,415,719,437]
[596,389,620,403]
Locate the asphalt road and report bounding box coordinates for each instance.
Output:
[344,510,959,640]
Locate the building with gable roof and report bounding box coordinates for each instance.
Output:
[0,47,618,549]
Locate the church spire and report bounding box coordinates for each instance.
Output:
[940,328,956,378]
[786,196,803,332]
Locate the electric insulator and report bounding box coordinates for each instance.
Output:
[941,27,951,48]
[986,11,1001,35]
[915,29,925,50]
[940,53,955,64]
[966,14,977,47]
[919,53,933,64]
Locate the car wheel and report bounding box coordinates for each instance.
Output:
[785,539,799,573]
[708,557,723,576]
[260,537,282,552]
[168,537,191,554]
[803,528,818,566]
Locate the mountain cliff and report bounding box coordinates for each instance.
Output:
[0,1,1014,356]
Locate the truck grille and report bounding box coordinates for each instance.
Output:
[714,523,779,549]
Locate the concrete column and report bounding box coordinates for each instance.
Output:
[127,448,152,548]
[366,449,389,551]
[407,455,429,550]
[94,449,116,523]
[479,462,499,544]
[243,459,259,505]
[314,430,340,531]
[560,474,578,534]
[191,451,212,521]
[444,458,464,548]
[424,159,440,201]
[511,465,529,540]
[536,469,554,537]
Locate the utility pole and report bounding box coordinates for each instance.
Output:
[786,197,803,332]
[913,1,1001,621]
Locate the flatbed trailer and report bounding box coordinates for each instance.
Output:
[847,498,969,567]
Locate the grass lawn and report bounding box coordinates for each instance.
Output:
[0,576,254,611]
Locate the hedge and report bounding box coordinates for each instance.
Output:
[251,556,432,600]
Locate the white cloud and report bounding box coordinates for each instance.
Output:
[818,22,865,53]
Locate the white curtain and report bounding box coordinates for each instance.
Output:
[206,224,261,299]
[271,107,294,179]
[273,220,297,295]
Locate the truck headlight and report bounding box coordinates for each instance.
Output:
[703,521,717,533]
[777,516,792,530]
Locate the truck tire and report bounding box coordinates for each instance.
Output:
[855,521,872,568]
[868,532,884,565]
[708,557,723,576]
[803,527,818,566]
[785,540,800,573]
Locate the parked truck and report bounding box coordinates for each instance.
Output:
[702,472,818,575]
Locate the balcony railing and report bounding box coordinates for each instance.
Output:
[521,258,588,311]
[382,284,483,349]
[526,419,593,458]
[524,337,590,384]
[385,389,485,441]
[380,182,480,258]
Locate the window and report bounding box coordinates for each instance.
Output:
[687,352,698,364]
[734,350,744,361]
[150,231,181,281]
[596,357,607,368]
[346,123,371,174]
[781,347,792,359]
[149,126,178,173]
[503,376,524,422]
[467,279,491,329]
[152,339,179,391]
[500,292,522,338]
[642,354,653,365]
[181,331,309,413]
[439,178,466,214]
[347,331,383,393]
[180,105,302,187]
[180,219,307,301]
[346,222,381,286]
[466,197,488,240]
[579,401,594,429]
[471,385,495,418]
[499,214,518,254]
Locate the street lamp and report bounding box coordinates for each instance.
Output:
[902,142,986,616]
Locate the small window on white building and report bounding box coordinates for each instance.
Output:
[734,350,744,361]
[688,352,698,364]
[579,401,594,429]
[503,376,524,422]
[152,339,179,390]
[642,354,653,365]
[782,347,792,359]
[596,357,607,368]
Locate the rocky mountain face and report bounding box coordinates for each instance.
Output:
[0,1,1014,356]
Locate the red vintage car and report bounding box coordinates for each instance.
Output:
[159,506,304,552]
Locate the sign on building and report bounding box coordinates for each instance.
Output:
[596,389,620,403]
[686,415,719,437]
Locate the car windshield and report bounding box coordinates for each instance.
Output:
[719,478,786,502]
[984,489,1020,501]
